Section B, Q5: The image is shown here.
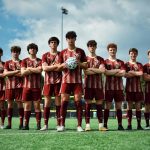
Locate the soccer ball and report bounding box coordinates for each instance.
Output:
[65,57,77,70]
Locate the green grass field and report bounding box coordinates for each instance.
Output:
[0,118,149,150]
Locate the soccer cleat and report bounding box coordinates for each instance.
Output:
[40,125,48,131]
[22,125,29,130]
[85,124,91,131]
[118,125,124,131]
[37,124,41,130]
[144,126,150,130]
[0,125,4,129]
[57,126,65,132]
[99,123,108,131]
[4,125,11,129]
[77,126,84,132]
[19,125,23,130]
[126,125,132,130]
[137,125,143,130]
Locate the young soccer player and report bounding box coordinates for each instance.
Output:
[4,46,24,129]
[0,48,6,129]
[142,50,150,129]
[57,31,87,132]
[125,48,144,130]
[84,40,107,131]
[40,37,62,131]
[104,43,125,130]
[21,43,42,130]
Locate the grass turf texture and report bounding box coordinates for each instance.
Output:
[0,118,149,150]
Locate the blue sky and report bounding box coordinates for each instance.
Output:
[0,0,150,64]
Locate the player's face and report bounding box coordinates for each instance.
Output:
[29,48,37,55]
[129,51,137,61]
[88,45,96,54]
[66,37,76,46]
[108,47,117,57]
[11,50,20,59]
[49,41,58,50]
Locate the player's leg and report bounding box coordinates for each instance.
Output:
[0,101,6,129]
[55,96,61,129]
[126,101,133,130]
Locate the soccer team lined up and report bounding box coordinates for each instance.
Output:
[0,31,150,132]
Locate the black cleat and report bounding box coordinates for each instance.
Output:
[19,125,23,130]
[22,126,29,130]
[137,125,143,130]
[118,125,124,131]
[4,125,11,129]
[126,125,132,130]
[36,124,41,130]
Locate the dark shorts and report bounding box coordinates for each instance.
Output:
[105,90,124,102]
[22,88,41,102]
[126,92,144,102]
[84,88,104,100]
[60,83,83,95]
[145,92,150,104]
[5,88,22,101]
[0,91,5,101]
[43,83,61,96]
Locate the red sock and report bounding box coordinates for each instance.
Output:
[104,109,109,127]
[144,112,150,126]
[60,101,68,126]
[127,110,132,126]
[85,103,91,124]
[1,109,6,125]
[24,111,31,127]
[35,112,41,126]
[7,108,13,127]
[136,111,141,126]
[96,104,103,123]
[75,101,83,127]
[43,107,50,125]
[116,109,122,125]
[18,108,24,126]
[56,106,61,126]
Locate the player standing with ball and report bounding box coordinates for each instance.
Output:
[57,31,87,132]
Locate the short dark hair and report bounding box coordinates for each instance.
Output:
[87,40,97,47]
[129,48,138,54]
[0,48,3,54]
[66,31,77,39]
[27,43,38,53]
[107,43,117,50]
[11,46,21,54]
[48,37,60,45]
[147,50,150,55]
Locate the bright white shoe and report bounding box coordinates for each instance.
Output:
[145,126,150,130]
[77,126,84,132]
[85,124,91,131]
[0,125,4,129]
[99,123,108,131]
[57,126,65,132]
[40,125,48,131]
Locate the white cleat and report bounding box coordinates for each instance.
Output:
[40,125,48,131]
[85,124,91,131]
[57,126,65,132]
[145,126,150,130]
[77,126,84,132]
[0,125,4,129]
[99,123,108,131]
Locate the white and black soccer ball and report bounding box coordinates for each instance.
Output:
[65,57,77,70]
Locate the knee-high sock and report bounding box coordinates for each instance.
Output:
[24,111,31,127]
[85,103,91,124]
[35,112,41,126]
[144,112,150,127]
[136,110,141,126]
[56,106,61,126]
[1,109,6,125]
[116,109,122,125]
[75,101,83,127]
[127,110,132,126]
[18,108,24,126]
[96,104,103,123]
[7,108,13,127]
[60,101,68,126]
[104,109,109,127]
[43,107,50,125]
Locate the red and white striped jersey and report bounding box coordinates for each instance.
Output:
[4,60,23,89]
[21,57,42,88]
[125,62,143,92]
[143,63,150,93]
[42,52,62,85]
[59,48,87,83]
[105,59,125,91]
[0,62,5,90]
[84,56,104,89]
